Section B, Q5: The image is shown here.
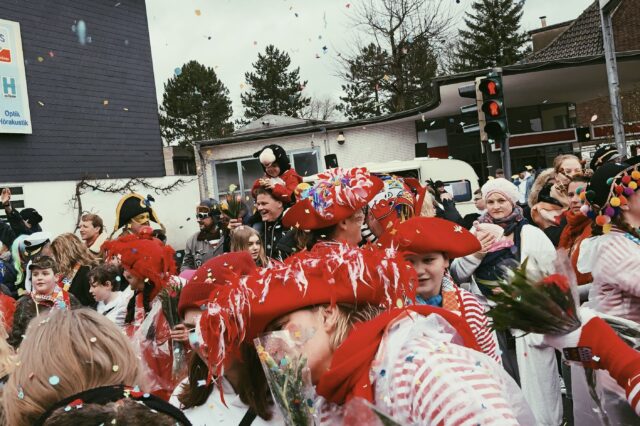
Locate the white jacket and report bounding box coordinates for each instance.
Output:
[451,223,563,426]
[170,376,282,426]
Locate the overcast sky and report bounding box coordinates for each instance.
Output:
[145,0,594,121]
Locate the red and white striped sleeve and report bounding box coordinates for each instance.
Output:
[381,340,519,425]
[628,373,640,416]
[593,234,640,297]
[459,289,501,363]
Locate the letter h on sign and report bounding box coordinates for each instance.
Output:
[2,77,16,96]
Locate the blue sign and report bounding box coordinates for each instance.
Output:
[0,19,32,134]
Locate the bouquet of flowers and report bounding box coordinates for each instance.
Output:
[254,330,316,426]
[220,184,244,219]
[158,278,187,381]
[486,257,581,335]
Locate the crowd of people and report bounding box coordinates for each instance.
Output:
[0,143,639,425]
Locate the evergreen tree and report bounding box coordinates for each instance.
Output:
[337,44,388,120]
[241,45,310,120]
[452,0,528,72]
[159,60,233,147]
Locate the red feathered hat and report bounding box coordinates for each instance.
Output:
[193,255,257,401]
[0,293,16,333]
[101,226,176,299]
[283,167,383,230]
[247,243,417,339]
[383,217,481,259]
[178,252,257,319]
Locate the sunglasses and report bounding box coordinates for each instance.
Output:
[196,212,209,220]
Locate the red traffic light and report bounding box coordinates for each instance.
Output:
[479,78,502,98]
[482,99,503,117]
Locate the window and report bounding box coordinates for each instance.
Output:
[212,148,320,205]
[442,180,472,202]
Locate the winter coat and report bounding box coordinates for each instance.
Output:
[450,224,562,426]
[66,265,97,308]
[88,232,109,255]
[251,168,302,204]
[252,214,290,262]
[180,232,224,272]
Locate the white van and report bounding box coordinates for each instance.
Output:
[305,158,480,217]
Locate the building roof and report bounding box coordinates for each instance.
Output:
[528,20,574,36]
[234,114,329,135]
[524,1,603,64]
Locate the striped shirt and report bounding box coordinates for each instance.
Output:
[583,231,640,322]
[371,314,526,425]
[457,288,501,364]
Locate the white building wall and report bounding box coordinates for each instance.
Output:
[200,120,418,198]
[1,177,201,250]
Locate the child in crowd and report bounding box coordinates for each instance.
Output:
[251,144,302,205]
[88,264,133,328]
[230,225,269,267]
[8,255,78,348]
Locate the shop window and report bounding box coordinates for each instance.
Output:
[541,105,568,131]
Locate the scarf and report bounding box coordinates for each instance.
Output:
[315,305,480,405]
[196,226,221,242]
[558,210,591,250]
[478,204,525,236]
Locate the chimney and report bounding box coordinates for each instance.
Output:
[540,16,547,28]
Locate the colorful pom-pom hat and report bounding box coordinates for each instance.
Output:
[582,155,640,232]
[283,167,383,230]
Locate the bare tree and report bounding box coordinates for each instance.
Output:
[338,0,457,116]
[298,96,341,121]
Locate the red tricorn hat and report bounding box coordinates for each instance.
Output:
[282,167,383,230]
[101,227,176,299]
[246,243,417,339]
[388,217,481,259]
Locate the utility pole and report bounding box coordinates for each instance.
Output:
[599,0,626,157]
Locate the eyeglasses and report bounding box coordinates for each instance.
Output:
[196,213,209,220]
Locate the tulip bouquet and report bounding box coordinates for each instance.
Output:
[220,184,244,219]
[254,330,316,426]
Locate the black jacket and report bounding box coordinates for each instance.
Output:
[253,214,290,262]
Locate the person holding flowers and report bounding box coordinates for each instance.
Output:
[101,226,178,400]
[389,216,501,363]
[449,177,562,426]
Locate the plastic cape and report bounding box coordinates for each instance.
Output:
[128,297,181,400]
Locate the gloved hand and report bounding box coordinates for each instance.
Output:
[543,307,640,415]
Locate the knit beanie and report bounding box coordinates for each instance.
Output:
[481,178,520,205]
[178,252,257,318]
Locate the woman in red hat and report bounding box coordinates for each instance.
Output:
[169,252,281,425]
[101,227,177,400]
[282,167,383,250]
[199,242,534,425]
[390,216,500,362]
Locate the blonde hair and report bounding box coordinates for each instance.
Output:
[553,154,582,173]
[420,191,437,218]
[50,233,98,277]
[230,226,268,266]
[319,303,382,350]
[3,309,141,426]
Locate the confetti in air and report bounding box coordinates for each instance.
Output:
[72,20,88,45]
[591,114,598,122]
[174,67,182,76]
[195,9,201,16]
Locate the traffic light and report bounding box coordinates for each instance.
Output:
[479,74,508,141]
[457,77,487,141]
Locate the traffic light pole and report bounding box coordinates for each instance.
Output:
[499,135,512,179]
[599,0,626,157]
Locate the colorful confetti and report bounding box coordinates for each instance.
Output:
[72,20,88,45]
[37,56,44,63]
[174,67,182,76]
[590,114,598,122]
[49,375,60,386]
[195,9,201,16]
[90,337,97,343]
[112,365,119,372]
